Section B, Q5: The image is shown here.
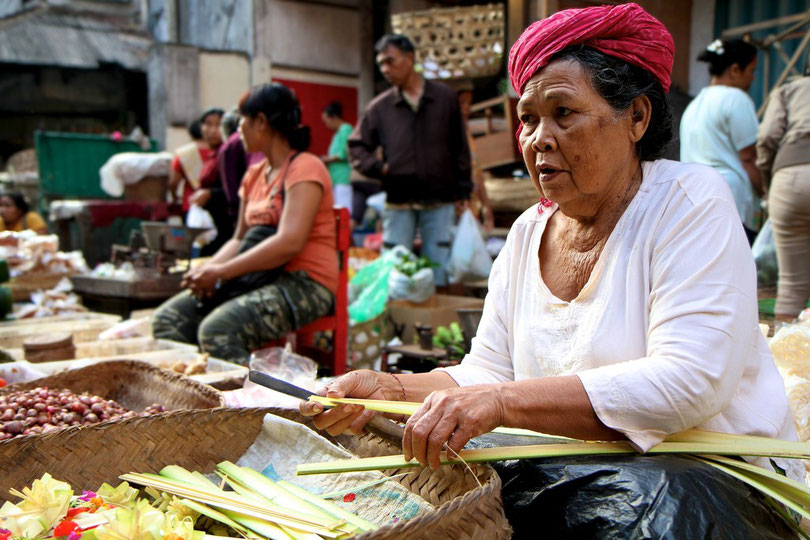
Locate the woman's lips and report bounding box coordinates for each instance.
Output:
[537,166,563,183]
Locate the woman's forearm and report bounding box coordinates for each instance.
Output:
[208,238,240,265]
[385,371,459,402]
[499,375,623,441]
[219,234,297,281]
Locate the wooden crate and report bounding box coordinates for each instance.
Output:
[469,95,522,170]
[485,177,539,213]
[8,271,75,301]
[29,347,247,387]
[0,312,121,348]
[392,3,505,79]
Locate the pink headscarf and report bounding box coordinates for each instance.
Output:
[508,3,674,96]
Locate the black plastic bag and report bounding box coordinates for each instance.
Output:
[470,434,795,539]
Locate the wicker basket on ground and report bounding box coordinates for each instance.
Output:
[0,359,222,412]
[0,407,511,539]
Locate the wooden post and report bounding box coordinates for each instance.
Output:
[508,0,526,47]
[762,47,769,103]
[539,0,559,19]
[759,28,810,117]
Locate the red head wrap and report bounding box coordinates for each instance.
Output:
[508,3,674,96]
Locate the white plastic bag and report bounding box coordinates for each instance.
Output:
[752,219,777,287]
[448,210,493,283]
[186,204,217,246]
[388,266,435,303]
[99,152,172,197]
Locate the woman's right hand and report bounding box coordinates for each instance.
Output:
[300,370,397,436]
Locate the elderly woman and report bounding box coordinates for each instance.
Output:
[303,1,797,485]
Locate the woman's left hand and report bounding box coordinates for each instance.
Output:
[185,263,225,299]
[403,384,505,470]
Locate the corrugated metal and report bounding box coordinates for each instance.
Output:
[0,10,152,70]
[714,0,810,107]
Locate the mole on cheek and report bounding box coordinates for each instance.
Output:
[573,154,581,163]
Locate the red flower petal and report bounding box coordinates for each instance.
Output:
[54,520,81,537]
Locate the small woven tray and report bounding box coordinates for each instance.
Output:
[0,359,222,412]
[0,407,510,539]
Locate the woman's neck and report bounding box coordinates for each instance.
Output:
[710,74,743,90]
[261,138,294,170]
[560,163,643,249]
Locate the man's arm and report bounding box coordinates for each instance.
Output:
[450,99,473,200]
[740,144,765,198]
[348,108,385,179]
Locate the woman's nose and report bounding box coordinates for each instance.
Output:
[531,121,557,153]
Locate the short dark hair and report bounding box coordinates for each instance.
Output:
[375,34,415,55]
[187,119,202,140]
[221,108,240,138]
[200,108,224,124]
[697,39,757,76]
[323,101,343,118]
[1,191,29,214]
[238,83,310,151]
[552,45,673,161]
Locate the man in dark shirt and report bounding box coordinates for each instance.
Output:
[349,34,472,287]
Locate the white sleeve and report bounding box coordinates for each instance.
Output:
[437,225,516,386]
[577,193,757,451]
[728,92,759,151]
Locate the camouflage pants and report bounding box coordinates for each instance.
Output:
[152,271,334,365]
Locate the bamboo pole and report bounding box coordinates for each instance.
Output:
[297,440,810,476]
[759,28,810,117]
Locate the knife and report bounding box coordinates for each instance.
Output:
[248,370,405,447]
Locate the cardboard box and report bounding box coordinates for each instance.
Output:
[388,294,484,344]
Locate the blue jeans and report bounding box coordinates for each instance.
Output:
[382,204,454,286]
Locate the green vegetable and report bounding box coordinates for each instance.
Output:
[436,326,453,345]
[449,322,464,344]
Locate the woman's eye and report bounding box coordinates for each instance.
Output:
[520,113,537,125]
[557,107,572,117]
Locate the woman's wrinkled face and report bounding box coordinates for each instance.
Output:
[0,197,22,225]
[517,59,645,217]
[201,113,223,147]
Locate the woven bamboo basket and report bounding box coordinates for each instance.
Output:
[0,359,222,412]
[349,312,388,371]
[0,407,511,539]
[392,3,505,80]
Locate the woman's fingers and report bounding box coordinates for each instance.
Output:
[424,416,458,470]
[313,404,364,436]
[299,400,324,417]
[349,408,377,435]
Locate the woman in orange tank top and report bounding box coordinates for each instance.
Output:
[153,83,337,365]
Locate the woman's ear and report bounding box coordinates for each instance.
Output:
[628,95,652,144]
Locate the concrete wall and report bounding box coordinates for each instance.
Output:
[254,0,361,75]
[177,0,253,53]
[689,0,716,96]
[198,51,250,111]
[0,1,23,19]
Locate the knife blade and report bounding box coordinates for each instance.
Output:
[248,370,405,447]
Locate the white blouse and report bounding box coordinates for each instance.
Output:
[441,159,798,473]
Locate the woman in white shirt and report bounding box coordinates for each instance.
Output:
[302,4,797,478]
[680,38,763,244]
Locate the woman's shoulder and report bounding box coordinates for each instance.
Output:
[291,152,330,177]
[289,152,331,183]
[643,159,738,209]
